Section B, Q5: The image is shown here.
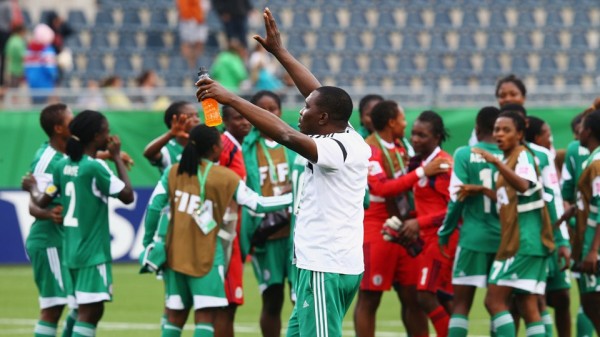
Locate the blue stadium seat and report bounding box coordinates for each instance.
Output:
[85,53,106,75]
[486,32,504,50]
[292,11,311,29]
[117,31,139,51]
[340,55,360,72]
[401,32,421,51]
[571,33,588,49]
[349,9,369,27]
[378,10,397,28]
[286,32,307,52]
[373,32,393,50]
[65,35,83,50]
[510,55,530,73]
[142,54,162,71]
[40,10,53,25]
[539,54,558,72]
[565,74,582,86]
[514,33,533,50]
[545,9,564,27]
[316,31,336,51]
[22,8,32,27]
[488,9,507,28]
[397,55,417,74]
[462,11,479,28]
[146,31,165,49]
[344,34,364,52]
[368,55,388,74]
[114,55,134,74]
[167,55,187,72]
[149,9,170,28]
[568,54,586,72]
[434,10,452,28]
[311,57,331,75]
[320,9,340,29]
[427,55,445,72]
[572,9,590,27]
[536,74,554,86]
[365,75,383,87]
[91,32,111,49]
[482,54,501,73]
[429,32,448,51]
[517,11,536,28]
[67,10,88,28]
[543,31,561,50]
[454,55,473,72]
[122,9,143,27]
[405,9,424,28]
[458,32,477,50]
[95,9,115,27]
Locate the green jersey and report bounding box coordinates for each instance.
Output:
[52,155,125,268]
[438,141,503,253]
[156,139,184,172]
[580,147,600,257]
[25,142,66,250]
[562,140,590,203]
[528,142,569,247]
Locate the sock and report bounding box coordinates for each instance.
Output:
[526,322,546,337]
[160,313,167,331]
[541,310,553,337]
[35,320,57,337]
[492,311,516,337]
[62,310,77,337]
[491,320,497,337]
[71,322,96,337]
[161,323,182,337]
[449,314,469,337]
[577,306,594,337]
[428,305,450,337]
[194,323,214,337]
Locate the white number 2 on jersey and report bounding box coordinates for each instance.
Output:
[64,181,79,227]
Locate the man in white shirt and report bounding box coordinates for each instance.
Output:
[196,8,371,337]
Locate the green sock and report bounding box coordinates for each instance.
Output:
[71,321,95,337]
[577,306,594,337]
[35,320,57,337]
[449,314,469,337]
[492,311,516,337]
[161,323,182,337]
[194,323,214,337]
[541,310,553,337]
[526,322,546,337]
[62,310,77,337]
[160,313,167,331]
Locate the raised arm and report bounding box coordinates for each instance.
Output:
[472,147,530,193]
[253,8,320,97]
[196,79,318,162]
[143,114,191,164]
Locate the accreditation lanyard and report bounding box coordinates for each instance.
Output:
[198,160,214,202]
[375,132,405,175]
[260,138,287,183]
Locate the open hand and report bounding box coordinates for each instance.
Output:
[120,151,134,170]
[107,135,122,158]
[457,184,483,201]
[21,173,36,192]
[471,147,498,165]
[170,114,191,139]
[423,157,451,176]
[581,250,598,274]
[253,8,284,56]
[557,246,571,271]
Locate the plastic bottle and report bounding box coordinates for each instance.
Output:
[197,67,222,127]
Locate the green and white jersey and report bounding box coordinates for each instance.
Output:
[528,142,570,247]
[580,147,600,257]
[290,155,308,229]
[562,140,590,203]
[26,142,67,250]
[499,149,547,256]
[52,155,125,268]
[438,142,503,253]
[157,139,184,172]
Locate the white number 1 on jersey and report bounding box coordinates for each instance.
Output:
[64,181,79,227]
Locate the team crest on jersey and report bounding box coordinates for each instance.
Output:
[369,161,383,175]
[418,176,428,187]
[372,274,383,286]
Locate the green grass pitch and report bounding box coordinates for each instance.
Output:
[0,263,587,336]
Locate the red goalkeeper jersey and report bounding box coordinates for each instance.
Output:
[219,131,246,180]
[412,147,452,242]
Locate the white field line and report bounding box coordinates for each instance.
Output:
[0,318,494,336]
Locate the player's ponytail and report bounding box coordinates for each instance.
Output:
[66,110,106,162]
[177,124,221,176]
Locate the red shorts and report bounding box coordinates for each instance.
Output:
[416,230,459,296]
[224,235,244,305]
[361,235,419,291]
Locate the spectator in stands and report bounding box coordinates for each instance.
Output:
[77,79,106,110]
[44,11,74,55]
[0,0,13,88]
[176,0,210,69]
[100,75,132,109]
[4,24,26,88]
[249,43,283,92]
[24,23,58,105]
[212,0,252,50]
[210,39,249,93]
[133,70,171,110]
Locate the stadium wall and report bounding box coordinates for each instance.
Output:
[0,107,582,264]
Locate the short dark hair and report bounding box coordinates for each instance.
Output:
[582,110,600,142]
[495,74,527,98]
[40,103,69,137]
[476,106,501,136]
[525,116,545,143]
[571,113,583,134]
[417,110,449,144]
[250,90,281,110]
[370,100,400,131]
[178,124,221,176]
[497,111,527,133]
[500,103,527,116]
[222,105,237,121]
[358,94,384,117]
[314,86,353,122]
[164,101,192,129]
[66,110,107,162]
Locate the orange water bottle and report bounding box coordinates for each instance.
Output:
[197,67,222,127]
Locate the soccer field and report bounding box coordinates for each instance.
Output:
[0,263,585,336]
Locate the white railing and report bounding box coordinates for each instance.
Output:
[1,85,597,111]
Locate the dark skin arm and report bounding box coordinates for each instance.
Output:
[472,147,530,193]
[143,114,192,163]
[252,8,320,98]
[456,184,497,202]
[109,135,135,204]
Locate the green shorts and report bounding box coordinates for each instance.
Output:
[452,247,496,288]
[251,237,292,293]
[488,255,548,295]
[27,246,71,309]
[164,245,227,310]
[68,263,113,305]
[577,273,600,294]
[286,268,361,337]
[546,249,571,292]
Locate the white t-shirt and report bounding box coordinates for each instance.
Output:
[293,127,371,275]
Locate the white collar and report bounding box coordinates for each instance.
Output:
[224,131,242,150]
[422,146,441,165]
[376,133,396,150]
